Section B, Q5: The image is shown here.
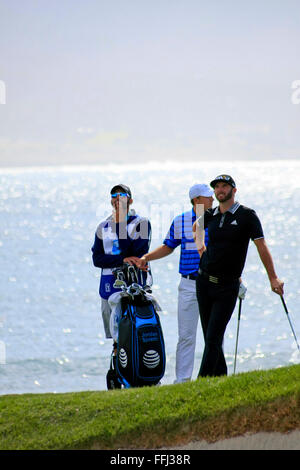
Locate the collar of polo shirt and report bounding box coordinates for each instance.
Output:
[213,201,240,215]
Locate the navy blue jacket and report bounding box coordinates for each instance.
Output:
[92,212,151,298]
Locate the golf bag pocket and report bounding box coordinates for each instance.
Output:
[116,300,165,387]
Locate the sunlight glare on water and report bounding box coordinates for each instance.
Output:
[0,160,299,394]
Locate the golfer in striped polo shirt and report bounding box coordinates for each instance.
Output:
[136,184,214,383]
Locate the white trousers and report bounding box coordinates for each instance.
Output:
[101,298,113,339]
[174,276,200,383]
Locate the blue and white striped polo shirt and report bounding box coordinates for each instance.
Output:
[163,209,209,276]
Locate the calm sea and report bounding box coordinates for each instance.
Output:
[0,159,299,395]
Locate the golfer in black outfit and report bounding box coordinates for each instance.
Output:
[194,174,284,378]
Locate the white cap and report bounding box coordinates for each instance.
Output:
[189,183,214,200]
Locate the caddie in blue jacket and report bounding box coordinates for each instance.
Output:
[91,184,152,339]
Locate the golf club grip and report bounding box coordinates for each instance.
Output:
[238,298,242,319]
[280,295,288,314]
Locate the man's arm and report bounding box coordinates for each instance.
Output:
[134,244,174,268]
[91,233,125,268]
[192,216,206,257]
[254,238,284,295]
[133,215,180,268]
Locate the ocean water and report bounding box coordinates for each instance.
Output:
[0,159,299,395]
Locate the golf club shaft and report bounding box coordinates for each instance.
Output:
[280,296,300,352]
[233,298,242,374]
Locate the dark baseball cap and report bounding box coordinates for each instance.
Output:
[110,184,132,198]
[210,174,236,189]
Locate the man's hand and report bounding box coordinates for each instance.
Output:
[123,256,140,266]
[270,277,284,296]
[197,245,206,256]
[123,256,148,271]
[135,256,149,271]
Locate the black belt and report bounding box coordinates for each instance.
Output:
[182,273,198,281]
[198,268,238,285]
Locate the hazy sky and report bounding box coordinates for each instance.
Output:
[0,0,300,166]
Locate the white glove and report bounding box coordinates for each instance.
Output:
[238,282,247,300]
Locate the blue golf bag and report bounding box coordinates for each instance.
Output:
[106,264,166,389]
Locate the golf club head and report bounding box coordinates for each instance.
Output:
[113,279,127,289]
[143,285,152,293]
[127,283,141,296]
[127,265,138,284]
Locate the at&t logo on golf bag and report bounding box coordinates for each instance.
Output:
[142,350,161,369]
[116,300,165,387]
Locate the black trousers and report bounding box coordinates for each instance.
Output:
[196,274,239,377]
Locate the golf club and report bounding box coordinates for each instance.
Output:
[233,298,242,374]
[280,296,300,352]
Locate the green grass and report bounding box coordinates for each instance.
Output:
[0,364,299,450]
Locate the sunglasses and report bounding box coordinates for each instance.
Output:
[111,192,129,198]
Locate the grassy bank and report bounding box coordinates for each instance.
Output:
[0,364,299,450]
